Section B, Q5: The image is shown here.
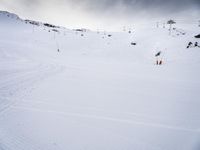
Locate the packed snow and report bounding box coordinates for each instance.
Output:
[0,11,200,150]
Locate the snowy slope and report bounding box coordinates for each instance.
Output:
[0,11,200,150]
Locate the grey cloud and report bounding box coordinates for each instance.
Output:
[60,0,200,18]
[66,0,200,10]
[0,0,199,30]
[3,0,199,16]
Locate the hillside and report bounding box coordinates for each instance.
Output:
[0,11,200,150]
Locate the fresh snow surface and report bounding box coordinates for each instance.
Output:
[0,11,200,150]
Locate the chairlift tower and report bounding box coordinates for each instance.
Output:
[32,24,35,33]
[163,23,165,28]
[156,22,159,28]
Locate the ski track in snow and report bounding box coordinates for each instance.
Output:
[0,60,65,150]
[9,104,200,133]
[0,61,65,114]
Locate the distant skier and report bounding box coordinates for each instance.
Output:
[155,51,163,65]
[159,59,163,65]
[194,42,198,47]
[187,42,193,48]
[57,49,60,52]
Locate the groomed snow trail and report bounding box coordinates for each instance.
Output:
[0,12,200,150]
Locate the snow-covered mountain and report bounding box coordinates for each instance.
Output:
[0,11,200,150]
[0,11,21,20]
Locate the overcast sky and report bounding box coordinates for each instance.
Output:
[0,0,199,30]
